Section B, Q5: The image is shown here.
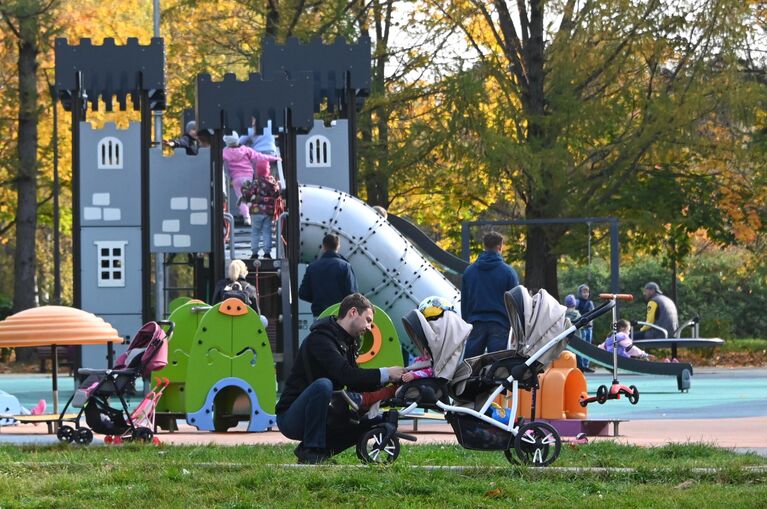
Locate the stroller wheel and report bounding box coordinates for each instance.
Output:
[503,448,520,465]
[56,425,75,443]
[596,385,608,404]
[356,427,400,464]
[74,428,94,445]
[513,422,561,467]
[132,427,154,443]
[628,385,640,405]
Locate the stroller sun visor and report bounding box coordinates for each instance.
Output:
[114,321,169,376]
[402,309,431,358]
[402,309,472,380]
[509,286,571,366]
[505,285,532,355]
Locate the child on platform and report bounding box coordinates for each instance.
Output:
[598,319,654,360]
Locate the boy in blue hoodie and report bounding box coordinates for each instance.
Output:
[461,232,520,358]
[575,284,595,372]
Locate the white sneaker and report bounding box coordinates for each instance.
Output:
[243,217,252,226]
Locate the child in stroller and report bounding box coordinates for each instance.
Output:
[353,285,614,466]
[56,321,173,445]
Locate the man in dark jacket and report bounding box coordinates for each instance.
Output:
[634,281,679,339]
[299,233,357,317]
[461,231,520,358]
[276,293,406,464]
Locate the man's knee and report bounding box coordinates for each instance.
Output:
[306,378,333,401]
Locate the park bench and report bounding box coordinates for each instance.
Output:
[0,413,79,434]
[35,346,74,374]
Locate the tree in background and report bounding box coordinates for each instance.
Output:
[0,0,60,320]
[394,0,765,297]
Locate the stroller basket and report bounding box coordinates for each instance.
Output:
[446,412,514,451]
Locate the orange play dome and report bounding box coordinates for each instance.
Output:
[0,306,122,347]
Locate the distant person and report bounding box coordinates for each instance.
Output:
[461,231,520,358]
[598,319,654,360]
[299,234,358,318]
[564,294,581,330]
[634,282,678,339]
[212,259,259,313]
[276,293,406,464]
[241,159,281,259]
[163,120,199,155]
[238,117,278,156]
[222,131,280,226]
[575,284,595,372]
[372,205,388,219]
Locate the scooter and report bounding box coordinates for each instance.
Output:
[579,293,640,406]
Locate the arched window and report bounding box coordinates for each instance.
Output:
[97,137,123,169]
[305,135,331,167]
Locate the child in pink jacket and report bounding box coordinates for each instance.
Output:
[222,132,280,225]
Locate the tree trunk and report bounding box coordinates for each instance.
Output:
[360,0,392,207]
[12,11,40,361]
[523,224,560,298]
[265,0,280,37]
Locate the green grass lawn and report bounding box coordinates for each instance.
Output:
[0,442,765,508]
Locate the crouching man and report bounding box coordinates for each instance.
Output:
[276,293,406,464]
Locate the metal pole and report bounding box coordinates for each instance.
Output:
[72,72,85,311]
[153,0,166,320]
[52,344,59,414]
[50,83,61,304]
[461,221,470,261]
[610,218,619,294]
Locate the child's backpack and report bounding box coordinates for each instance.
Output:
[221,281,251,305]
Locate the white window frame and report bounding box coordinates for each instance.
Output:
[305,135,331,167]
[95,240,127,288]
[97,136,124,169]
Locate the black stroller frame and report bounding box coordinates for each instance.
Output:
[354,288,615,467]
[55,321,174,445]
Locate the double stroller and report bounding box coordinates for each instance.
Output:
[56,321,173,445]
[354,285,613,466]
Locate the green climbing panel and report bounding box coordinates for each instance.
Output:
[154,299,208,414]
[168,296,193,314]
[185,299,276,431]
[319,304,403,368]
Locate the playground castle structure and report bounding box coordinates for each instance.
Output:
[54,36,458,384]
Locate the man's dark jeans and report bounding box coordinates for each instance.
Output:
[276,378,363,454]
[464,321,510,358]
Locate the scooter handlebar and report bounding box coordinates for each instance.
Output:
[598,293,634,302]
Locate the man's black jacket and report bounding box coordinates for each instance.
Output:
[276,317,381,414]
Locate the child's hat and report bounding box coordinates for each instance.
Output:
[222,131,239,147]
[564,294,576,307]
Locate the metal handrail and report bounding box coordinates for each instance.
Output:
[223,212,235,260]
[276,211,288,260]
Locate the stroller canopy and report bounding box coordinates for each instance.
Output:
[401,309,472,380]
[505,285,570,367]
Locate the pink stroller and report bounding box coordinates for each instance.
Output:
[104,377,169,445]
[57,321,174,445]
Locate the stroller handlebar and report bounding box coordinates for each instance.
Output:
[573,299,615,328]
[156,320,175,337]
[598,293,634,302]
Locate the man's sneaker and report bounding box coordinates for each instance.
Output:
[339,390,363,412]
[295,445,332,464]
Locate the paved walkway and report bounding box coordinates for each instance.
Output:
[1,368,765,453]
